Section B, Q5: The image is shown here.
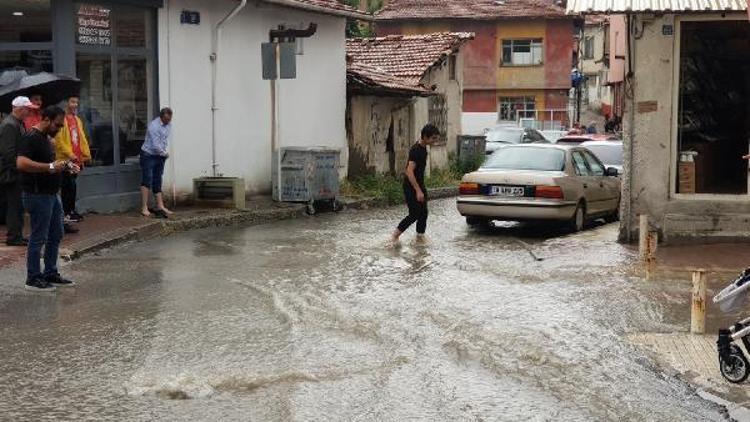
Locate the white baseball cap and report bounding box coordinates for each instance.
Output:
[11,96,39,109]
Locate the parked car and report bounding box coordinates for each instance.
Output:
[581,140,623,174]
[484,126,548,154]
[555,134,620,145]
[457,144,621,231]
[541,129,568,143]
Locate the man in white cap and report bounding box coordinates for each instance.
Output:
[0,96,37,246]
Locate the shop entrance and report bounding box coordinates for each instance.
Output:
[676,20,750,195]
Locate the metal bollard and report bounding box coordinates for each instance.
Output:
[644,230,658,281]
[691,269,707,334]
[639,215,649,260]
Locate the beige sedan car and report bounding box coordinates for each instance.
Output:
[457,144,621,231]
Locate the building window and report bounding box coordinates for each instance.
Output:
[501,39,543,66]
[0,0,52,43]
[499,96,536,121]
[449,54,457,81]
[428,94,448,145]
[583,36,595,60]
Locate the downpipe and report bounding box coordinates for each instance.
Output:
[211,0,247,177]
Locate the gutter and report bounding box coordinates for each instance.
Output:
[261,0,372,20]
[210,0,248,177]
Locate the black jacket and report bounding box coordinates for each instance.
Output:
[0,115,23,185]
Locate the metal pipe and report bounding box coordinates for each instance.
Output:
[211,0,247,177]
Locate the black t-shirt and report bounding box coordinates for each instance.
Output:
[405,142,428,188]
[18,129,61,194]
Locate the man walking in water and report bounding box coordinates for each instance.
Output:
[392,123,441,242]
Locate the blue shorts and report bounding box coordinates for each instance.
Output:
[140,152,167,194]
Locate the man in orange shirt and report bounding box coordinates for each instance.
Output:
[54,96,91,232]
[23,94,44,131]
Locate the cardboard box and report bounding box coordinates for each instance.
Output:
[678,161,696,194]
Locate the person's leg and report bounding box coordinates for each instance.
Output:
[140,153,154,216]
[153,157,171,214]
[416,198,429,235]
[394,185,420,240]
[23,194,52,281]
[60,173,75,217]
[42,195,64,277]
[5,181,24,243]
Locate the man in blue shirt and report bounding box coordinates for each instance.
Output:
[140,108,173,218]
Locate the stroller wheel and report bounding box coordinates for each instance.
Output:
[720,345,750,383]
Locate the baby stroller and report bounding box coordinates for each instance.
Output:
[713,268,750,383]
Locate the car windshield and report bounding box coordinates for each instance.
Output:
[585,144,623,165]
[486,128,522,144]
[483,147,566,171]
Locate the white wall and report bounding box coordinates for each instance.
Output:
[461,112,497,135]
[158,0,347,197]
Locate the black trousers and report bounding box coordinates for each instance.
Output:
[397,183,428,234]
[60,173,77,216]
[1,180,23,241]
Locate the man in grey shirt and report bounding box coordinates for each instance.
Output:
[140,107,173,218]
[0,96,36,246]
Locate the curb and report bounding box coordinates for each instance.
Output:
[65,187,459,262]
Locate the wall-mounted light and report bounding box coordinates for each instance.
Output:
[12,12,24,17]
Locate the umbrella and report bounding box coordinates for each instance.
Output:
[0,71,81,113]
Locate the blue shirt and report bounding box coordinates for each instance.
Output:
[141,118,171,156]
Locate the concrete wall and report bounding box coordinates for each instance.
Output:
[420,50,464,167]
[622,12,750,243]
[347,95,413,176]
[158,0,347,199]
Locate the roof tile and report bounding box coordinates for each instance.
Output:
[346,32,474,86]
[376,0,568,20]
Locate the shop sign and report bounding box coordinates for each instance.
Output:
[77,4,112,46]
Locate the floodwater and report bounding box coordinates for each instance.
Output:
[0,199,731,421]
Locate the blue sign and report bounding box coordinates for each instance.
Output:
[180,10,200,25]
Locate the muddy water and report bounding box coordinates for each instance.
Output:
[0,199,729,421]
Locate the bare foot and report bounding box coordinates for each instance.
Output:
[141,209,151,217]
[158,207,174,215]
[415,234,429,245]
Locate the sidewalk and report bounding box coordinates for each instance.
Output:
[0,187,459,271]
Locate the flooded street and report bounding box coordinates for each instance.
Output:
[0,199,730,421]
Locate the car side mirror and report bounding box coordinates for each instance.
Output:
[605,167,619,177]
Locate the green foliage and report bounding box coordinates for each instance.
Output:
[342,154,485,204]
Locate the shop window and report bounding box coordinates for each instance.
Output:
[499,97,536,121]
[501,39,543,66]
[0,0,52,43]
[76,53,114,167]
[676,21,750,195]
[116,7,147,48]
[75,4,112,47]
[118,57,150,163]
[0,50,52,75]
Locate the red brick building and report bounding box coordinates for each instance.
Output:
[376,0,577,135]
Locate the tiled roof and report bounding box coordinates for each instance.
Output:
[346,33,474,86]
[567,0,747,13]
[260,0,370,19]
[347,61,433,95]
[376,0,569,20]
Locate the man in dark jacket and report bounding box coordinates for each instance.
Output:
[0,96,35,246]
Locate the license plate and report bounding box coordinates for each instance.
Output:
[489,186,525,197]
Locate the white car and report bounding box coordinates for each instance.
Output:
[457,144,621,231]
[580,140,623,174]
[484,127,548,154]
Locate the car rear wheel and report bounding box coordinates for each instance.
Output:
[568,202,586,232]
